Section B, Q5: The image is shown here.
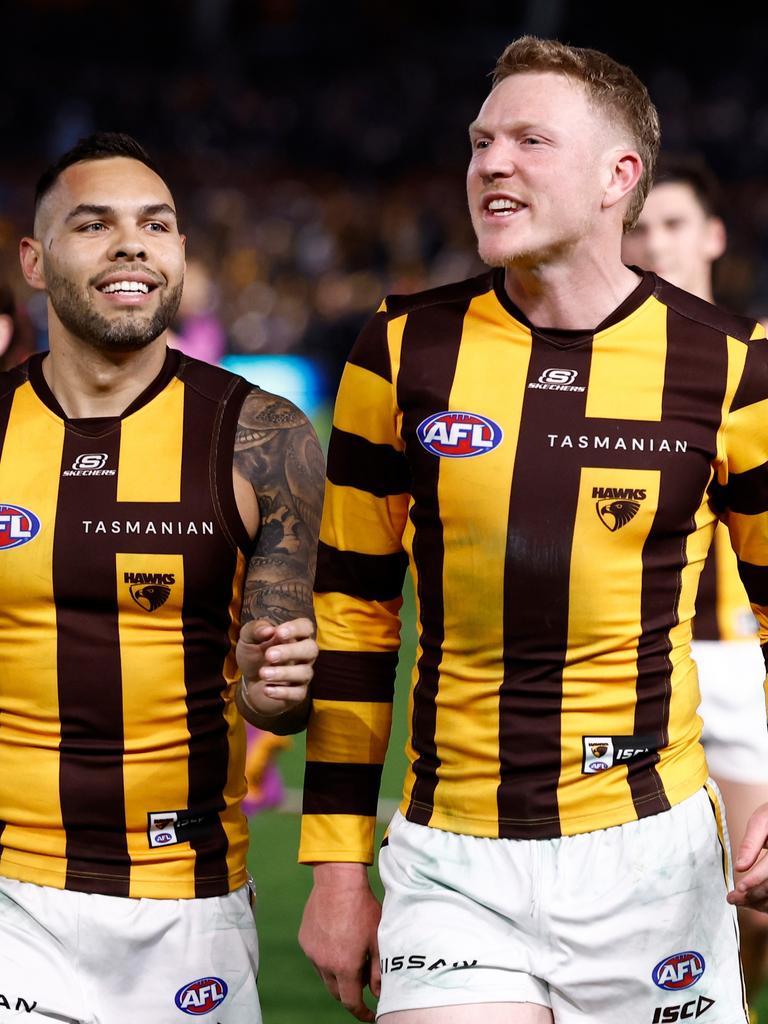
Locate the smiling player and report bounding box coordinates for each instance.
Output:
[0,132,324,1023]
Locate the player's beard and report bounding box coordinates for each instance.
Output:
[45,264,183,351]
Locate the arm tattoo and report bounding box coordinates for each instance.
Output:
[234,389,325,627]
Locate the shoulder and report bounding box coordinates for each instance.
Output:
[236,388,310,433]
[382,271,494,321]
[652,275,760,344]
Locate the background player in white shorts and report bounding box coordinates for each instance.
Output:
[0,132,323,1023]
[623,155,768,1000]
[298,36,768,1024]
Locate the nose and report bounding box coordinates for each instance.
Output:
[473,139,516,182]
[108,224,147,262]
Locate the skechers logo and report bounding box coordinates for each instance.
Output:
[63,453,115,477]
[0,505,40,551]
[124,572,175,612]
[528,368,586,392]
[417,411,502,458]
[593,487,647,532]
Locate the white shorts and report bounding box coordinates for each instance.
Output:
[0,877,260,1023]
[377,785,746,1023]
[693,640,768,784]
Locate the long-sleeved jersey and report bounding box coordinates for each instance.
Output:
[300,269,768,863]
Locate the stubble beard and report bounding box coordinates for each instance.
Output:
[45,263,184,352]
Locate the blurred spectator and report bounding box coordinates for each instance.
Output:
[0,283,36,372]
[169,258,227,364]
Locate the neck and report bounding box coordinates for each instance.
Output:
[42,331,169,418]
[681,269,714,304]
[503,242,643,330]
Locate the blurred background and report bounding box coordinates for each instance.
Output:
[1,1,767,1019]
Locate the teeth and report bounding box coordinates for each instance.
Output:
[488,199,521,212]
[101,281,150,294]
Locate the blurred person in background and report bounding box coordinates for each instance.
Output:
[623,155,768,1005]
[0,282,35,371]
[168,257,227,364]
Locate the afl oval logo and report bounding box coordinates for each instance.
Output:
[652,951,705,991]
[175,977,228,1015]
[0,505,40,550]
[417,411,503,458]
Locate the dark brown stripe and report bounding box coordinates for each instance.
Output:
[655,277,757,345]
[212,376,254,555]
[720,461,768,515]
[730,338,768,412]
[327,428,411,497]
[736,560,768,605]
[397,297,469,825]
[55,425,130,896]
[346,312,392,382]
[629,307,728,817]
[303,762,383,816]
[497,332,590,838]
[315,541,408,601]
[762,642,768,672]
[312,651,398,702]
[692,543,719,641]
[0,381,16,455]
[180,378,239,897]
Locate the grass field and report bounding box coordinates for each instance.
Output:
[247,575,768,1023]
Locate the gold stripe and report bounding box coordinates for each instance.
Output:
[332,364,403,448]
[723,399,768,473]
[307,700,392,764]
[713,522,753,640]
[116,552,191,896]
[0,384,66,859]
[298,813,376,864]
[704,780,732,883]
[586,297,666,421]
[430,292,533,829]
[316,591,403,652]
[320,481,408,555]
[726,511,768,567]
[557,467,659,826]
[118,377,184,502]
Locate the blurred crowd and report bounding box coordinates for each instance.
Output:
[1,1,768,381]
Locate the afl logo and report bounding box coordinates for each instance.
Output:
[175,977,228,1015]
[652,951,706,991]
[154,832,173,845]
[417,411,502,458]
[0,504,40,550]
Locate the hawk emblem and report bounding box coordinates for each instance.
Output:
[130,583,171,612]
[589,743,609,758]
[596,499,641,532]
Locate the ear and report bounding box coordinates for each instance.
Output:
[601,148,644,214]
[704,216,726,262]
[19,237,47,292]
[0,314,12,357]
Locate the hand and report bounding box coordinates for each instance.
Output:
[727,801,768,912]
[236,617,317,717]
[299,863,382,1022]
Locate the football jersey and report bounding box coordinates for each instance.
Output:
[0,349,253,898]
[300,269,768,863]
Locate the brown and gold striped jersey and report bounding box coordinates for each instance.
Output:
[300,269,768,863]
[0,349,254,898]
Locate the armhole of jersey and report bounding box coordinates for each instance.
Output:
[212,377,254,557]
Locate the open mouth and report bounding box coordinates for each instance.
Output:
[484,197,526,218]
[95,276,160,305]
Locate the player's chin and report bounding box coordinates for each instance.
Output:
[477,238,526,269]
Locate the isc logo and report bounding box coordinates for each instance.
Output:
[652,995,716,1022]
[0,504,40,551]
[652,951,705,991]
[417,411,503,458]
[174,976,228,1015]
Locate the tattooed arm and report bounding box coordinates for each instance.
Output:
[232,388,325,735]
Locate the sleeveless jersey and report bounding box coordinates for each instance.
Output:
[0,349,253,898]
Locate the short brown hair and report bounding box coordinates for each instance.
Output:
[492,36,660,231]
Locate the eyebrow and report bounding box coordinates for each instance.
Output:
[65,202,177,223]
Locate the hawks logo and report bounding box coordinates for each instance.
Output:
[417,411,503,458]
[589,743,608,758]
[592,486,647,532]
[124,571,175,612]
